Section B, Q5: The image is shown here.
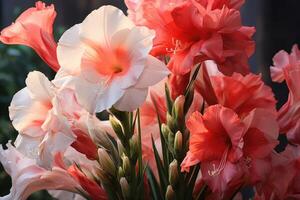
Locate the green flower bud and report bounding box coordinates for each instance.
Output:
[174,131,183,157]
[109,108,131,136]
[120,177,130,199]
[165,185,175,200]
[172,95,185,123]
[98,148,116,177]
[168,131,175,152]
[122,154,131,177]
[129,135,139,161]
[167,113,177,132]
[165,83,174,113]
[109,115,125,141]
[169,160,179,187]
[117,140,125,157]
[118,166,125,178]
[161,123,173,141]
[87,116,112,150]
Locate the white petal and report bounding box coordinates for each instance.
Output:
[114,87,148,111]
[112,26,154,58]
[57,24,84,75]
[48,190,85,200]
[81,5,134,47]
[108,26,155,89]
[63,147,99,176]
[15,134,41,160]
[39,130,75,169]
[73,79,104,113]
[9,88,31,127]
[134,55,169,89]
[25,71,54,101]
[74,77,125,113]
[9,88,49,136]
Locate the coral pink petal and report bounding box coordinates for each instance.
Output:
[0,1,59,71]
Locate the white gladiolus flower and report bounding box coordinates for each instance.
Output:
[57,5,169,112]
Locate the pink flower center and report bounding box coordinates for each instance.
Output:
[82,39,131,77]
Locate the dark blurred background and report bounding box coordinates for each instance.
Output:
[0,0,299,199]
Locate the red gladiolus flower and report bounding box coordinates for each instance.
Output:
[0,1,59,71]
[182,105,278,194]
[278,67,300,144]
[270,45,300,144]
[125,0,255,75]
[195,61,276,118]
[255,145,300,200]
[270,44,300,83]
[182,105,245,173]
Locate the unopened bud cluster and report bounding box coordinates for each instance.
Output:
[103,108,144,199]
[159,85,196,199]
[162,93,188,160]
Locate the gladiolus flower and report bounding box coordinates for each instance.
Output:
[278,67,300,144]
[255,145,300,200]
[195,61,276,118]
[9,71,103,164]
[9,71,74,167]
[198,0,245,9]
[57,6,169,113]
[270,45,300,144]
[125,0,255,75]
[0,1,59,71]
[182,105,278,194]
[0,143,82,200]
[182,105,245,173]
[270,44,300,83]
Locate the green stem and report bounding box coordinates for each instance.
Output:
[137,109,143,177]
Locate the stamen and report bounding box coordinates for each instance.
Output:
[166,47,175,54]
[208,147,229,176]
[165,38,184,55]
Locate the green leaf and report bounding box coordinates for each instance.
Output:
[152,137,169,191]
[137,109,143,178]
[195,184,208,200]
[186,164,201,199]
[184,63,200,96]
[151,96,170,175]
[146,167,164,200]
[135,166,149,200]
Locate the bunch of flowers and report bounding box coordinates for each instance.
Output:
[0,1,299,200]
